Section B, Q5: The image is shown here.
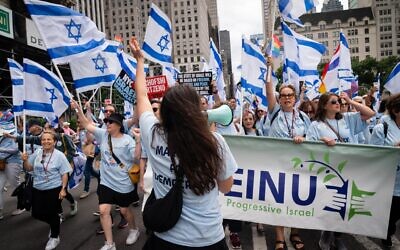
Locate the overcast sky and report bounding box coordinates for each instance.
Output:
[217,0,349,83]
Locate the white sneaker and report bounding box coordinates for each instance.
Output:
[126,228,140,245]
[99,242,116,250]
[70,200,78,216]
[79,191,90,199]
[45,237,60,250]
[12,208,26,216]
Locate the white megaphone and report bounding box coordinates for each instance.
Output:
[204,104,233,126]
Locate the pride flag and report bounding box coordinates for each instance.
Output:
[266,34,281,58]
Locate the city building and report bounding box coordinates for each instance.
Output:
[262,0,279,43]
[349,0,372,9]
[373,0,400,59]
[219,30,234,96]
[321,0,344,12]
[275,7,378,63]
[206,0,219,48]
[73,0,106,32]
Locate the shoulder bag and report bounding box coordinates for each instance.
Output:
[142,155,184,232]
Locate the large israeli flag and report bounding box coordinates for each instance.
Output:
[7,59,24,116]
[281,22,325,93]
[241,37,268,110]
[322,32,353,93]
[23,58,70,118]
[117,52,150,81]
[163,66,180,87]
[279,0,319,27]
[70,41,121,93]
[142,3,173,67]
[209,38,226,100]
[24,0,107,64]
[384,62,400,94]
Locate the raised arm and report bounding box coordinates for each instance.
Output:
[340,92,375,121]
[129,37,152,117]
[71,100,97,134]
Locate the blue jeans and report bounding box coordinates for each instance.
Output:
[83,156,100,192]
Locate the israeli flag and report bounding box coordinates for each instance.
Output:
[117,52,150,81]
[241,37,268,110]
[70,41,121,93]
[209,38,226,100]
[142,3,173,67]
[279,0,319,27]
[24,0,107,64]
[68,152,86,189]
[7,59,24,116]
[124,101,133,119]
[23,58,70,118]
[384,62,400,95]
[281,22,325,93]
[163,66,180,87]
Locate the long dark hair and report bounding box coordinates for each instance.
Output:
[387,93,400,121]
[154,85,223,195]
[314,93,343,121]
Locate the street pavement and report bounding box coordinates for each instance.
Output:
[0,180,399,250]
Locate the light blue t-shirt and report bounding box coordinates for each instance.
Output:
[268,104,310,138]
[139,111,238,247]
[256,115,270,136]
[28,148,72,190]
[93,128,135,193]
[370,119,400,197]
[306,112,366,144]
[0,136,22,164]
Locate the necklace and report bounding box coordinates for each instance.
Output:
[42,149,55,182]
[283,109,295,138]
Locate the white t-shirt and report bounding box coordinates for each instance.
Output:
[93,128,135,193]
[139,111,238,247]
[28,148,72,190]
[306,112,366,144]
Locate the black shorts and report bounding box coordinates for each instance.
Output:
[98,184,135,207]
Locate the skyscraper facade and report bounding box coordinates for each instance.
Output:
[74,0,106,32]
[219,30,234,95]
[322,0,344,12]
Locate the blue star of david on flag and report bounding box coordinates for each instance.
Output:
[92,53,108,73]
[157,34,170,52]
[258,67,267,83]
[65,19,82,43]
[45,88,58,104]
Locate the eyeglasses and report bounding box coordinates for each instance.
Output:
[152,107,159,112]
[104,109,114,113]
[280,93,295,98]
[340,103,349,106]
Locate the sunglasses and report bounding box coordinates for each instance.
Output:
[330,100,340,105]
[280,93,295,98]
[103,119,115,124]
[152,107,159,112]
[340,103,349,106]
[104,109,114,113]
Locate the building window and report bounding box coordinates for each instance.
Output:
[365,46,370,52]
[365,37,369,43]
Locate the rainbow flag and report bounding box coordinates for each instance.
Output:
[266,34,281,58]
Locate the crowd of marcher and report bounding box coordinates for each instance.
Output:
[0,39,398,250]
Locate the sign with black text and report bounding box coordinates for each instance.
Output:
[177,71,212,96]
[113,70,136,104]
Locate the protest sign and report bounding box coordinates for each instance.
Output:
[145,75,168,99]
[177,71,212,96]
[113,70,136,104]
[221,135,399,239]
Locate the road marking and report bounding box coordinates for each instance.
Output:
[251,224,268,250]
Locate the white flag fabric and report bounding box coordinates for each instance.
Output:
[241,37,268,111]
[23,58,70,118]
[124,101,133,119]
[322,32,353,94]
[384,62,400,95]
[24,0,107,64]
[7,59,24,116]
[209,38,226,101]
[117,52,149,81]
[281,22,325,93]
[163,66,180,87]
[142,3,173,67]
[70,41,121,93]
[278,0,319,27]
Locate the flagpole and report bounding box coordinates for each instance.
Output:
[22,111,26,154]
[52,62,73,99]
[88,88,100,103]
[109,86,113,103]
[240,86,244,127]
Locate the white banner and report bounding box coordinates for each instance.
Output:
[221,136,399,239]
[26,18,46,50]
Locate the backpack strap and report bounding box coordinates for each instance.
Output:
[383,121,388,138]
[270,108,305,126]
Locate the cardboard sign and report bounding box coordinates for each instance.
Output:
[177,71,212,96]
[113,70,136,104]
[145,75,168,99]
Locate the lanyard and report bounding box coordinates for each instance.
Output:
[42,149,55,178]
[283,109,295,138]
